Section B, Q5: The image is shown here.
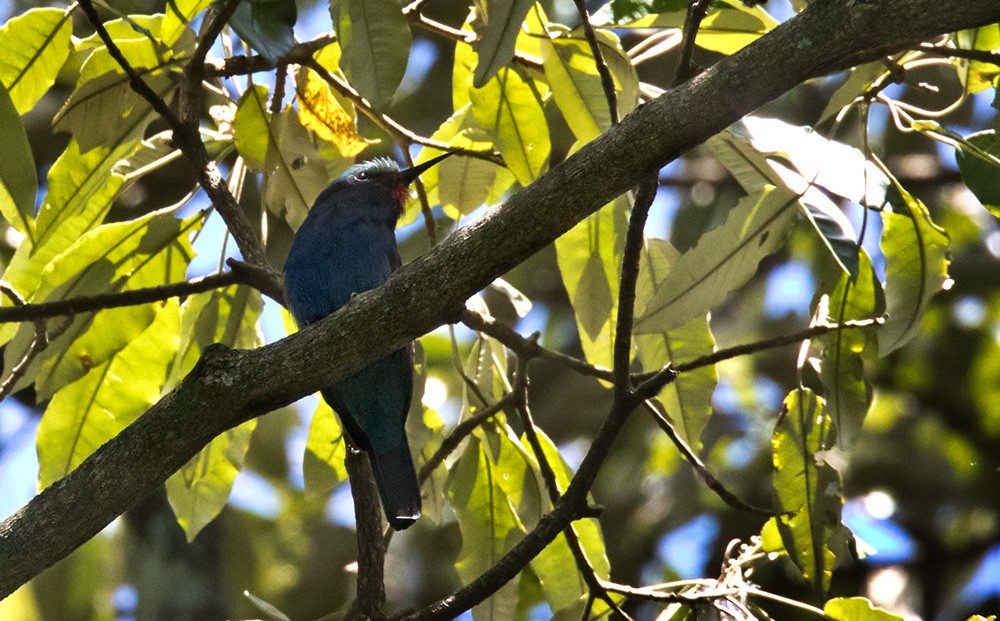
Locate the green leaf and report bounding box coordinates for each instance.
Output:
[0,138,140,346]
[820,251,882,450]
[541,29,638,142]
[471,0,535,87]
[608,0,688,23]
[167,419,257,541]
[264,109,349,231]
[726,117,889,206]
[608,0,778,55]
[335,0,410,108]
[229,0,297,64]
[37,301,180,489]
[469,65,550,186]
[3,209,202,399]
[819,62,888,123]
[234,84,271,169]
[824,597,905,621]
[555,194,629,369]
[447,435,524,620]
[411,105,501,220]
[165,283,262,541]
[303,399,348,499]
[0,8,72,114]
[53,70,175,153]
[161,0,214,47]
[772,388,845,594]
[636,239,716,453]
[0,80,36,241]
[168,284,263,386]
[634,185,799,334]
[956,25,1000,94]
[878,184,951,355]
[955,129,1000,216]
[710,118,891,278]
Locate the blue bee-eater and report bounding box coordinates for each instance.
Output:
[283,150,458,531]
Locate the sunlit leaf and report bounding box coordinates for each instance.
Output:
[166,419,257,541]
[229,0,296,63]
[955,129,1000,216]
[955,25,1000,94]
[606,0,778,55]
[7,210,203,399]
[0,138,140,348]
[303,399,348,498]
[772,388,846,594]
[335,0,410,108]
[635,185,799,334]
[710,117,890,278]
[555,194,629,369]
[819,62,889,123]
[820,251,882,450]
[824,597,905,621]
[37,301,180,488]
[165,283,262,541]
[469,61,549,187]
[411,105,500,220]
[0,8,72,114]
[53,71,174,153]
[471,0,535,87]
[161,0,213,47]
[540,11,638,137]
[406,343,448,523]
[447,435,524,620]
[295,66,376,157]
[0,81,36,241]
[878,184,951,355]
[233,84,271,170]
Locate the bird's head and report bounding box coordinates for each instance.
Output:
[330,149,462,213]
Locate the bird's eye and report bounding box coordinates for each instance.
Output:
[355,170,369,181]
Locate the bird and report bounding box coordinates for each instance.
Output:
[283,150,459,531]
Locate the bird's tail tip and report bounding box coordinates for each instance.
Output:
[369,444,422,531]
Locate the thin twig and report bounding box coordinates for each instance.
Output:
[0,271,261,325]
[571,0,619,125]
[461,309,613,381]
[417,394,513,485]
[203,34,338,77]
[0,283,47,401]
[513,352,631,620]
[674,0,712,84]
[613,178,658,397]
[919,42,1000,66]
[670,317,885,375]
[642,401,774,515]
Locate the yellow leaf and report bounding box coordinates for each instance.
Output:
[295,67,377,157]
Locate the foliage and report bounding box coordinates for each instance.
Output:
[0,0,997,620]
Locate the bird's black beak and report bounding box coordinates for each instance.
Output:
[399,148,463,184]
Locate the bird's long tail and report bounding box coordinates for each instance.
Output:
[368,444,421,531]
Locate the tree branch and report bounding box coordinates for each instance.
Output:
[1,0,996,604]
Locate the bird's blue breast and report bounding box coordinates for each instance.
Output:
[284,188,400,325]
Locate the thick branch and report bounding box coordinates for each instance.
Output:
[1,0,997,603]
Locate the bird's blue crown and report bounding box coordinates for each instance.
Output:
[336,158,402,183]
